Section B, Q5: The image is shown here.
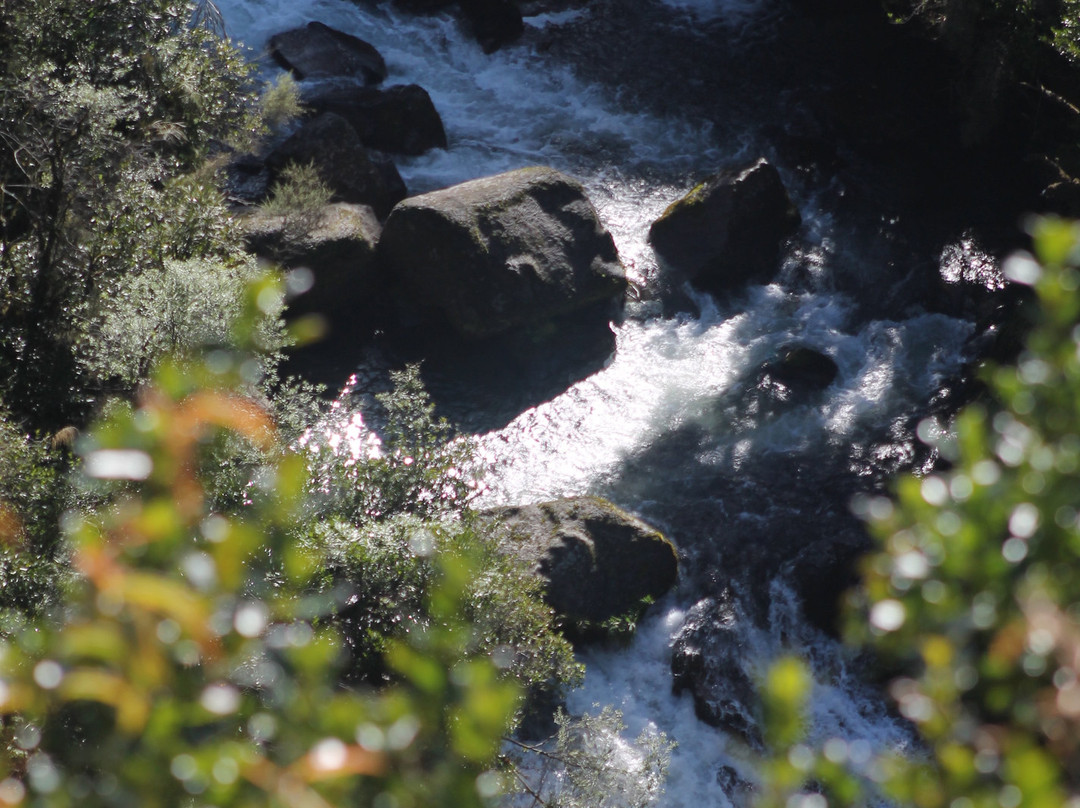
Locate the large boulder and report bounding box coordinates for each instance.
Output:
[649,159,801,295]
[480,496,678,625]
[265,112,406,218]
[269,21,387,83]
[302,84,447,156]
[377,167,627,339]
[238,202,383,333]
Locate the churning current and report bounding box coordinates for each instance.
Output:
[213,0,991,802]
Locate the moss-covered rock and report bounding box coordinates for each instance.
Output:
[648,158,801,295]
[479,496,678,629]
[377,166,626,339]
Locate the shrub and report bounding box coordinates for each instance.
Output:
[260,73,307,133]
[0,322,520,808]
[303,365,581,703]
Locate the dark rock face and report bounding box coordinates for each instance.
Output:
[303,84,448,156]
[265,112,407,218]
[269,21,388,83]
[781,534,868,637]
[670,594,759,745]
[377,166,627,339]
[758,345,839,394]
[649,159,801,295]
[736,345,839,421]
[480,496,678,624]
[238,202,383,333]
[459,0,524,53]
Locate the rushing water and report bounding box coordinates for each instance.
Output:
[215,0,999,802]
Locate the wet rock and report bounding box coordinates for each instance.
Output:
[391,0,456,12]
[737,345,839,420]
[715,765,755,797]
[269,21,388,83]
[376,166,626,339]
[479,496,678,625]
[265,112,407,218]
[459,0,524,52]
[760,345,838,392]
[670,594,760,745]
[238,202,383,336]
[649,158,801,295]
[303,84,448,156]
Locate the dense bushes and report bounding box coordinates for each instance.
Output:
[0,0,260,426]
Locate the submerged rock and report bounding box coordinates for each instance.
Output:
[303,84,448,156]
[377,166,626,339]
[649,158,801,295]
[757,345,838,395]
[479,496,678,625]
[266,112,407,218]
[269,21,388,83]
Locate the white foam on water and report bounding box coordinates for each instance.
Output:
[214,1,970,802]
[475,281,971,506]
[560,588,917,808]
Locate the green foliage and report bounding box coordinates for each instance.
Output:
[0,0,259,425]
[260,162,335,258]
[82,254,282,395]
[308,366,481,525]
[304,365,580,702]
[0,325,521,808]
[260,73,307,133]
[311,514,582,700]
[845,216,1080,806]
[0,413,79,619]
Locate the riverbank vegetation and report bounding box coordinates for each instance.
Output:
[5,0,1080,805]
[0,0,595,803]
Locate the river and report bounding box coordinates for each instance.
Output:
[212,0,1019,803]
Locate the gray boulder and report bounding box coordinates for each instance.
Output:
[649,158,801,295]
[479,496,678,624]
[238,202,382,330]
[269,21,387,83]
[265,112,406,218]
[377,167,626,338]
[302,84,447,156]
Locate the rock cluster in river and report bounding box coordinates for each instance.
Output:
[233,21,629,363]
